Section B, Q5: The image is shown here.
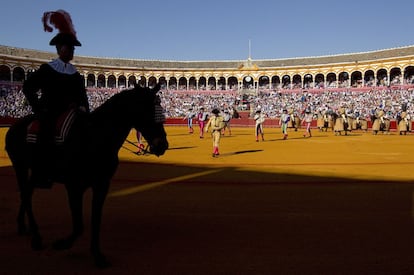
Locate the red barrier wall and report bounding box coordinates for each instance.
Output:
[0,117,19,126]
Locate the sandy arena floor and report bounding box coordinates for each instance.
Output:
[1,126,414,274]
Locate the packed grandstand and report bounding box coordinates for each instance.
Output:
[0,44,413,129]
[1,83,413,120]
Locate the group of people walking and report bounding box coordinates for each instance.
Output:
[184,106,236,157]
[314,107,412,136]
[192,103,412,158]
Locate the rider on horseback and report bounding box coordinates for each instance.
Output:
[22,10,89,188]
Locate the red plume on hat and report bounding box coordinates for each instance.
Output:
[42,10,81,46]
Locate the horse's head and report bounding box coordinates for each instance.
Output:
[130,83,169,156]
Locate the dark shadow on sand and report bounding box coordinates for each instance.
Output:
[220,149,263,156]
[2,160,414,274]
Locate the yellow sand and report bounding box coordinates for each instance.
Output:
[1,126,414,182]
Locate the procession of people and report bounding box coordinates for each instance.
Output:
[2,84,413,158]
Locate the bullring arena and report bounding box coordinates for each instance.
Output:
[1,126,414,274]
[1,45,414,274]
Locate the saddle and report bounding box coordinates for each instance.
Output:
[26,108,77,145]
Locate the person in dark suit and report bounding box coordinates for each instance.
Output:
[22,10,89,187]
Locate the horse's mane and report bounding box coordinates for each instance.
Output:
[90,88,139,123]
[92,89,132,114]
[88,85,159,127]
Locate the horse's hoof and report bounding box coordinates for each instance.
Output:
[95,254,111,269]
[52,238,73,250]
[17,225,29,236]
[31,236,43,251]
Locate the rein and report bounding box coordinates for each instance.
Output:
[124,139,152,155]
[140,144,151,155]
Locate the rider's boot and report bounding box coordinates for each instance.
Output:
[30,146,53,189]
[30,125,54,189]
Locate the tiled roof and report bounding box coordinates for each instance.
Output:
[1,44,414,69]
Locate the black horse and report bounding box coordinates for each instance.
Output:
[5,84,169,268]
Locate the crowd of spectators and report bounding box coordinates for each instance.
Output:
[158,88,414,120]
[250,89,414,119]
[1,83,413,121]
[0,84,118,118]
[0,83,29,118]
[160,90,239,117]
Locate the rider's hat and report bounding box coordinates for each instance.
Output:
[42,10,81,46]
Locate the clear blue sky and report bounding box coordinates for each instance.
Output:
[1,0,413,61]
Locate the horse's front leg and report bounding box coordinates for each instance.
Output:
[15,166,43,250]
[17,198,27,235]
[18,186,43,250]
[91,181,110,268]
[13,163,30,235]
[52,185,84,250]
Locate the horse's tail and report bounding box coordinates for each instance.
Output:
[5,115,33,153]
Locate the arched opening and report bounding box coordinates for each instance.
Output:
[107,75,116,88]
[189,77,196,90]
[403,66,414,84]
[390,67,402,85]
[364,70,375,87]
[377,69,388,86]
[271,75,281,90]
[303,74,313,89]
[243,76,253,89]
[218,77,226,90]
[198,77,206,90]
[87,74,95,87]
[315,74,324,89]
[228,76,238,90]
[148,76,157,88]
[351,71,362,88]
[138,76,146,87]
[118,75,127,88]
[97,74,106,88]
[168,77,177,90]
[292,74,302,89]
[128,75,137,87]
[208,77,216,90]
[0,65,11,81]
[178,77,187,90]
[326,73,337,88]
[159,77,167,89]
[282,75,290,89]
[338,72,349,88]
[258,75,270,90]
[12,67,25,82]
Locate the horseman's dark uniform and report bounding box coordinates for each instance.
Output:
[22,14,89,187]
[23,56,89,187]
[23,62,89,116]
